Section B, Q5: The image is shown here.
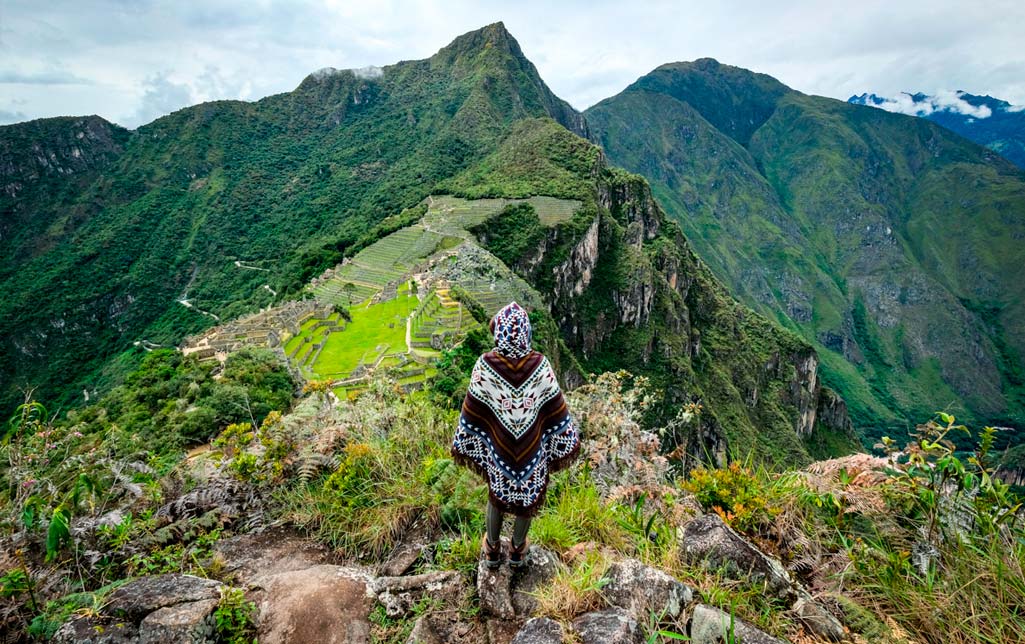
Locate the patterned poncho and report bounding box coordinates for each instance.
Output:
[452,302,580,516]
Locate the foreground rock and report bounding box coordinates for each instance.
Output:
[106,574,223,620]
[603,558,694,621]
[792,590,845,642]
[689,604,789,644]
[257,564,372,644]
[477,541,563,619]
[572,608,643,644]
[369,569,463,619]
[54,574,224,644]
[511,617,565,644]
[681,514,794,600]
[138,598,219,643]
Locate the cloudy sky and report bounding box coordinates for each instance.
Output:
[3,0,1024,128]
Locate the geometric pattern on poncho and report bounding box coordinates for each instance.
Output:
[452,351,580,516]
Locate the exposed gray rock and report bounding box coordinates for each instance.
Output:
[571,607,643,644]
[257,564,371,644]
[689,604,789,644]
[477,541,563,619]
[791,591,845,642]
[477,556,515,619]
[511,545,562,616]
[138,598,218,644]
[511,617,565,644]
[404,613,478,644]
[603,558,694,621]
[370,570,463,618]
[680,514,794,600]
[106,574,223,621]
[487,617,526,644]
[52,618,139,644]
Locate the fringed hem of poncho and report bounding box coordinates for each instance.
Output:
[452,436,580,518]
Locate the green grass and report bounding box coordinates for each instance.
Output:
[308,292,415,379]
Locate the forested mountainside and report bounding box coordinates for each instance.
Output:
[586,59,1025,445]
[850,91,1025,169]
[0,22,584,414]
[0,24,850,465]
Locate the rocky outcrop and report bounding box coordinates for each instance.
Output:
[689,604,789,644]
[55,574,224,644]
[681,514,795,601]
[511,617,565,644]
[602,558,695,621]
[257,565,372,644]
[681,513,846,641]
[571,608,644,644]
[477,542,563,619]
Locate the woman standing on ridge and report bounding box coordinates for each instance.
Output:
[451,302,581,568]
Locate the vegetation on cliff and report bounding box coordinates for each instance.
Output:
[586,59,1025,449]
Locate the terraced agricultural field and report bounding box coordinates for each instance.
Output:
[423,194,580,235]
[288,194,577,393]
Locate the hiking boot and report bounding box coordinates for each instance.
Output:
[482,535,503,569]
[509,538,528,569]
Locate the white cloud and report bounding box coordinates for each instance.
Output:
[865,90,993,119]
[2,0,1024,126]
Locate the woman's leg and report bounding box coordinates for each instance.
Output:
[485,500,503,546]
[511,515,531,549]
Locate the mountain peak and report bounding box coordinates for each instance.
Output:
[434,21,525,63]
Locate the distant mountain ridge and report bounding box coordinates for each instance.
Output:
[587,59,1025,445]
[849,90,1025,168]
[0,24,854,467]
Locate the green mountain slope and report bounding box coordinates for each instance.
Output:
[0,22,584,412]
[2,26,855,467]
[586,59,1025,443]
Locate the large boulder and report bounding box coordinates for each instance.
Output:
[138,598,219,644]
[689,604,789,644]
[571,608,643,644]
[680,514,794,600]
[511,617,565,644]
[257,564,372,644]
[602,558,694,621]
[52,619,139,644]
[106,574,223,621]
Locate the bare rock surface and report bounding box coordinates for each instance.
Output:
[256,564,372,644]
[689,604,790,644]
[603,557,694,621]
[106,574,223,620]
[477,541,563,619]
[681,514,794,600]
[214,525,334,585]
[53,618,140,644]
[511,617,565,644]
[403,612,482,644]
[792,591,845,642]
[138,598,218,644]
[571,607,643,644]
[369,570,463,618]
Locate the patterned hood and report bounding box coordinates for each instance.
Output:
[489,302,532,358]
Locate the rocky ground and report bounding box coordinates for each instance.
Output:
[50,503,851,644]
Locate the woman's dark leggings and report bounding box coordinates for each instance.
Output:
[486,500,531,548]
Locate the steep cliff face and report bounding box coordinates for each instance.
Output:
[586,60,1025,448]
[463,119,858,467]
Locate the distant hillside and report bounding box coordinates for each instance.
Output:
[850,91,1025,169]
[587,59,1025,445]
